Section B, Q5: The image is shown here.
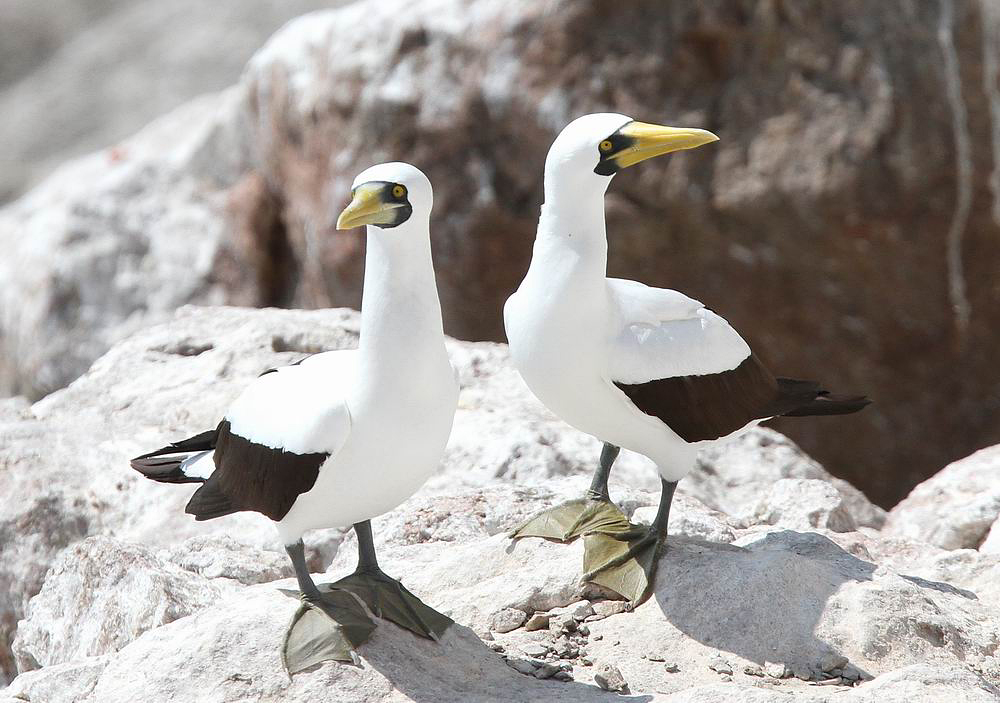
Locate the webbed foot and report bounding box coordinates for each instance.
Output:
[332,569,452,641]
[510,497,644,542]
[282,586,376,674]
[581,528,663,606]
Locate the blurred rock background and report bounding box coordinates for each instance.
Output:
[1,0,999,508]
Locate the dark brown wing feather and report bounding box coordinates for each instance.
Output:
[185,420,329,522]
[614,353,869,443]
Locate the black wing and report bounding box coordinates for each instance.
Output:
[614,353,869,443]
[184,420,329,522]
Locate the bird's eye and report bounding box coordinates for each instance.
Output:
[599,140,613,152]
[392,185,406,199]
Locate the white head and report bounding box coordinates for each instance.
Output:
[544,113,719,201]
[336,162,433,233]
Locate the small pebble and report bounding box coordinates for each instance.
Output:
[591,600,628,618]
[548,613,577,635]
[815,677,844,686]
[581,657,593,666]
[841,665,862,682]
[521,643,549,658]
[647,652,665,662]
[524,613,550,632]
[533,663,560,680]
[487,642,504,653]
[490,607,527,634]
[593,634,603,641]
[663,661,680,673]
[553,671,573,682]
[744,664,764,677]
[764,661,788,679]
[507,659,536,676]
[593,662,627,692]
[720,674,732,682]
[548,599,594,620]
[819,653,848,673]
[578,624,590,636]
[791,664,813,681]
[708,656,733,676]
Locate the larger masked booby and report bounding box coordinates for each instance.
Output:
[131,162,459,672]
[505,114,870,605]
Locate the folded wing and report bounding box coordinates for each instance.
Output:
[607,281,866,443]
[185,350,355,521]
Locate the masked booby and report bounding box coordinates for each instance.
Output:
[505,114,870,605]
[132,162,459,672]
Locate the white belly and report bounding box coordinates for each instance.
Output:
[276,367,458,544]
[506,287,698,479]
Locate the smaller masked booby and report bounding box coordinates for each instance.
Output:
[132,162,459,671]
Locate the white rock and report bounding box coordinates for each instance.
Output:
[82,585,623,702]
[489,608,527,634]
[751,478,856,532]
[689,428,886,529]
[159,535,292,585]
[593,662,627,692]
[840,663,999,702]
[884,445,1000,550]
[979,520,1000,554]
[2,305,998,700]
[12,537,229,672]
[0,656,108,703]
[549,600,594,621]
[632,494,737,543]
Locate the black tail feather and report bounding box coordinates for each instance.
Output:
[783,392,872,417]
[774,377,871,417]
[130,428,217,484]
[185,482,239,521]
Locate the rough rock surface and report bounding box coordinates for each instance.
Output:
[1,306,999,701]
[2,0,1000,508]
[11,537,232,673]
[883,444,1000,550]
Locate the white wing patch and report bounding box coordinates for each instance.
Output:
[608,281,751,383]
[607,278,704,325]
[225,350,355,457]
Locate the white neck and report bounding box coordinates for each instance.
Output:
[530,177,611,279]
[358,219,445,376]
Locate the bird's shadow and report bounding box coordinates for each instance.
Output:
[648,530,972,679]
[344,620,654,703]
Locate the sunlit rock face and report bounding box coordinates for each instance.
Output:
[0,1,997,514]
[1,306,999,700]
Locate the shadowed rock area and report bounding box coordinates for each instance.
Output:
[1,0,998,507]
[1,306,998,701]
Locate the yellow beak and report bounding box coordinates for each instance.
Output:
[612,121,719,169]
[336,183,405,229]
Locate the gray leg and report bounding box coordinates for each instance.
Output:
[353,520,384,575]
[332,519,453,640]
[651,479,678,539]
[580,477,680,605]
[586,443,621,500]
[285,539,321,602]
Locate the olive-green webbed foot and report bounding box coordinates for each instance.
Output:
[581,529,662,606]
[332,568,453,641]
[282,586,376,673]
[511,442,640,542]
[510,497,644,542]
[580,478,679,606]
